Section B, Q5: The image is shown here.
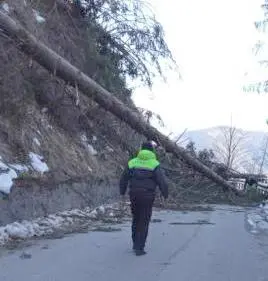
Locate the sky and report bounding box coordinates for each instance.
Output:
[132,0,268,135]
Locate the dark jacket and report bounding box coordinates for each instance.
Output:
[119,149,168,199]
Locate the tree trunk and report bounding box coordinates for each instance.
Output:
[0,11,236,192]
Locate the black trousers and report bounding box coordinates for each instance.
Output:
[130,191,154,250]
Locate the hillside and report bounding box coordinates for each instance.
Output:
[0,0,147,224]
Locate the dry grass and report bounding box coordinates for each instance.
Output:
[0,0,142,183]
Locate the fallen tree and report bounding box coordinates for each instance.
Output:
[0,10,236,192]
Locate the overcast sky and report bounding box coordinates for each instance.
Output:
[132,0,268,135]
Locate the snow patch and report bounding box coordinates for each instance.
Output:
[41,107,48,114]
[33,137,41,146]
[88,209,98,219]
[80,0,88,9]
[29,152,49,173]
[0,204,125,245]
[207,130,219,139]
[87,144,97,156]
[1,2,10,13]
[0,161,17,194]
[106,146,114,152]
[9,164,28,173]
[247,217,256,228]
[247,205,268,233]
[0,158,30,194]
[248,214,263,223]
[33,9,46,23]
[257,220,268,230]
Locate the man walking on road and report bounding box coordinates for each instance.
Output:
[119,141,168,256]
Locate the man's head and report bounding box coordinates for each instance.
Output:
[141,140,158,152]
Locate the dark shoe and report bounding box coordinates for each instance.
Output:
[135,249,147,256]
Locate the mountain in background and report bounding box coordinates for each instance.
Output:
[182,126,268,173]
[184,126,266,150]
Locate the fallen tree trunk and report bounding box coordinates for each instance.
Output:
[0,11,236,192]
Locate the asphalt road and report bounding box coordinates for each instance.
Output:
[1,206,268,281]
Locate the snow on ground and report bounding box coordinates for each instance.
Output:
[0,203,125,246]
[9,164,28,173]
[32,9,46,23]
[0,157,29,194]
[33,137,41,146]
[87,144,98,156]
[29,152,49,173]
[1,2,9,13]
[0,161,17,194]
[246,201,268,233]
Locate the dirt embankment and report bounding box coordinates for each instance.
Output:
[0,0,144,224]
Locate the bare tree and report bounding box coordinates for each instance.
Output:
[213,126,248,172]
[248,135,268,174]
